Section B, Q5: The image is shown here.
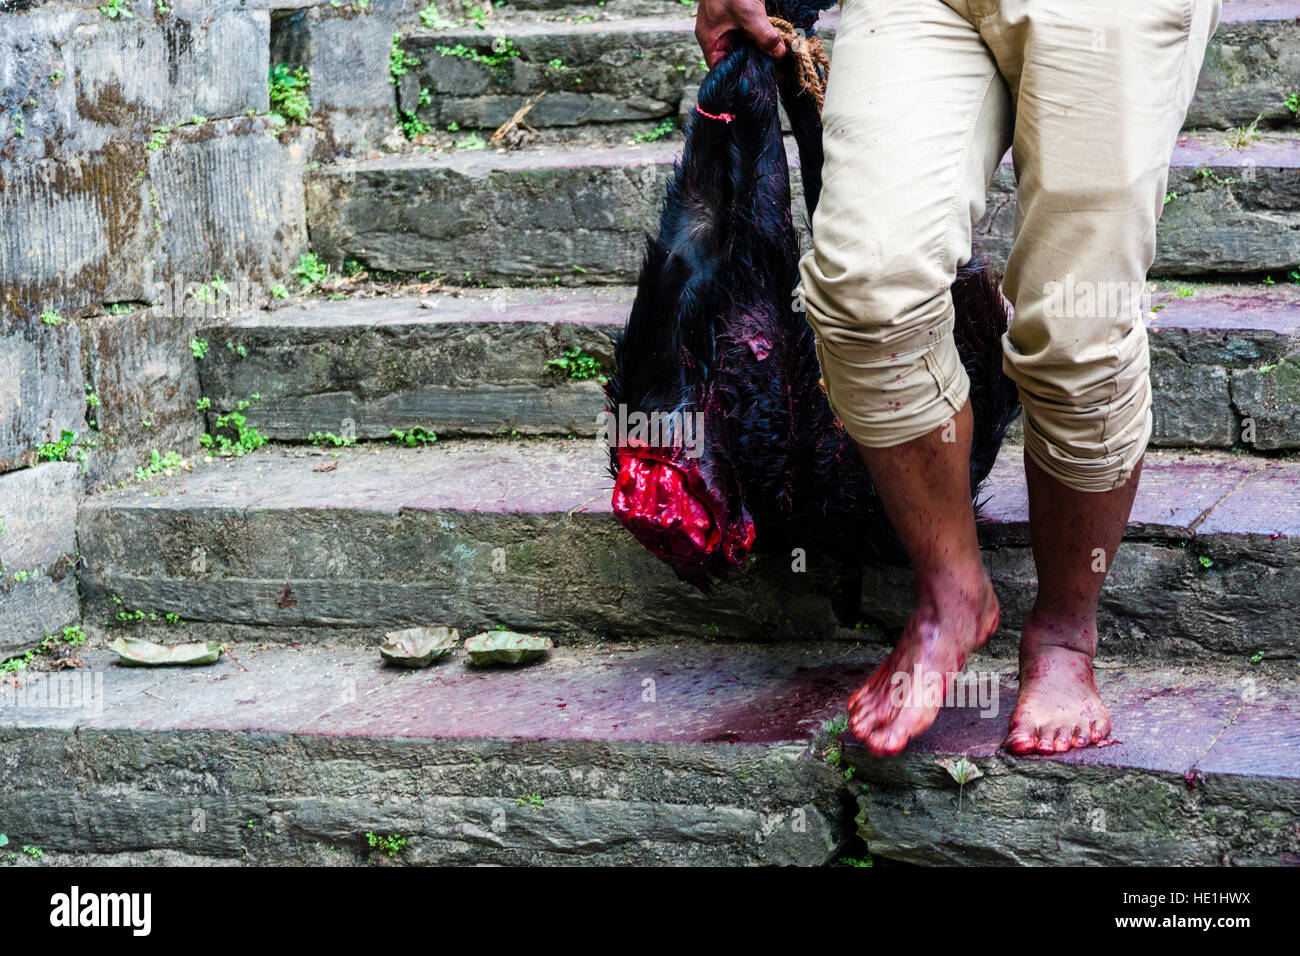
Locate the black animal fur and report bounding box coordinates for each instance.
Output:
[605,0,1020,589]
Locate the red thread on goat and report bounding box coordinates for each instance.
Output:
[694,104,736,124]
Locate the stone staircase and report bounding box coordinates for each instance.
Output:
[1,0,1298,867]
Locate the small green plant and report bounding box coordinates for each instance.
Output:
[390,426,437,447]
[21,845,42,859]
[632,119,676,143]
[0,625,89,674]
[1250,650,1265,664]
[146,126,170,151]
[99,0,134,19]
[390,33,422,84]
[36,430,77,463]
[546,347,607,384]
[455,130,487,151]
[938,756,983,812]
[225,340,248,359]
[269,64,311,124]
[1198,555,1213,569]
[838,855,874,867]
[434,40,519,69]
[418,3,458,28]
[292,253,329,288]
[1163,191,1177,206]
[39,310,65,326]
[201,395,267,457]
[366,832,406,856]
[1225,113,1263,149]
[190,337,209,359]
[196,396,211,411]
[1285,92,1298,117]
[308,430,356,447]
[514,794,545,810]
[271,284,290,300]
[134,448,185,482]
[399,110,431,139]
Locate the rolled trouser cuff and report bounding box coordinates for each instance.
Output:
[811,315,971,449]
[1018,356,1153,493]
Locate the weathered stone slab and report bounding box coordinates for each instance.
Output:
[310,134,1300,283]
[307,142,678,282]
[70,9,270,132]
[403,18,705,132]
[0,643,855,864]
[844,662,1300,865]
[0,6,269,163]
[1148,284,1300,447]
[200,283,1300,446]
[0,117,308,325]
[1231,352,1300,450]
[80,306,205,488]
[1190,3,1300,128]
[268,0,420,156]
[76,440,1300,661]
[0,140,152,320]
[0,318,85,474]
[146,116,310,290]
[400,5,1296,134]
[76,441,857,647]
[0,463,81,661]
[199,288,629,437]
[976,133,1300,278]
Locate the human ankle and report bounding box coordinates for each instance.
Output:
[1021,607,1097,659]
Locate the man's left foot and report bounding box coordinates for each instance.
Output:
[1005,627,1111,755]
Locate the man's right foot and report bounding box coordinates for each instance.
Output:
[848,569,999,756]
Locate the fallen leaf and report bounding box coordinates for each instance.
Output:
[110,637,223,667]
[937,756,983,786]
[380,626,460,668]
[313,459,339,473]
[464,631,554,666]
[276,582,297,609]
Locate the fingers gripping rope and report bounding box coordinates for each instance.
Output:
[694,17,831,123]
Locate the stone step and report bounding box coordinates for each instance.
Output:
[397,2,1299,139]
[0,641,1292,865]
[198,283,1300,450]
[842,657,1300,865]
[0,641,856,865]
[73,439,1300,665]
[306,132,1300,283]
[198,287,626,441]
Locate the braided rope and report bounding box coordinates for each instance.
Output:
[768,16,830,112]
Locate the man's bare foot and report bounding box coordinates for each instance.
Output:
[848,569,999,756]
[1005,617,1111,755]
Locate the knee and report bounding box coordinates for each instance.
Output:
[1010,326,1153,492]
[797,243,953,356]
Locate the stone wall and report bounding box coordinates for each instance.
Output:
[0,0,335,655]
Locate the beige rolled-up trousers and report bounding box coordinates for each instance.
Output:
[797,0,1222,492]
